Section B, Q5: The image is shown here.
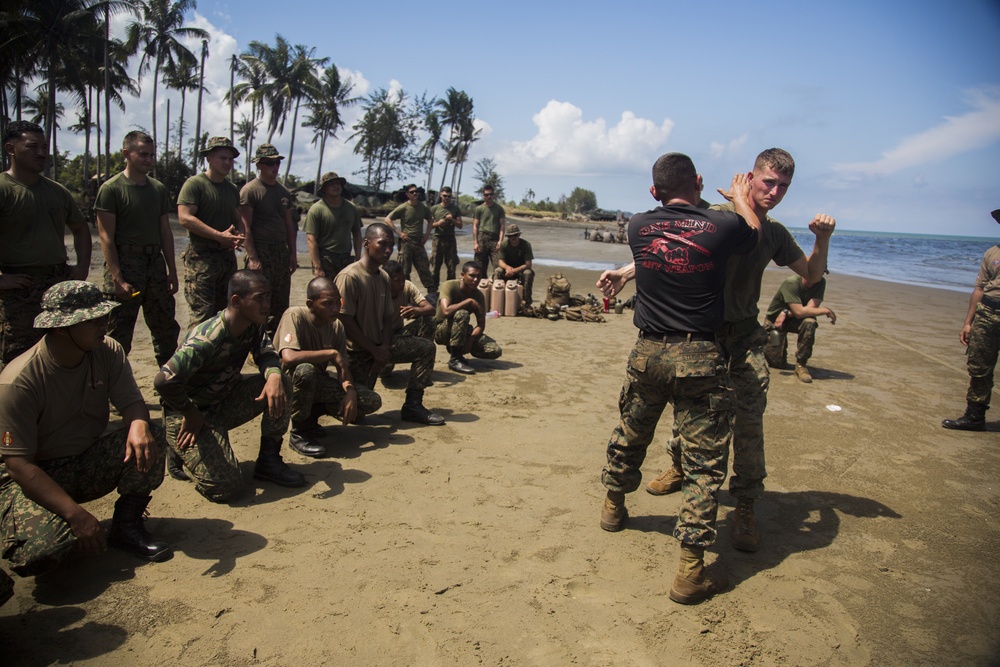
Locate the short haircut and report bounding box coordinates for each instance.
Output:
[228,269,268,299]
[651,153,697,198]
[462,260,483,275]
[3,120,44,145]
[482,185,494,193]
[405,183,418,192]
[306,276,338,300]
[440,186,452,194]
[754,148,795,177]
[123,130,154,152]
[383,260,404,277]
[365,222,394,241]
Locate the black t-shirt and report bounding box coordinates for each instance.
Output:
[629,204,756,333]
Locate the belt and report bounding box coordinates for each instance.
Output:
[981,294,1000,310]
[0,263,66,277]
[639,330,715,344]
[118,243,161,255]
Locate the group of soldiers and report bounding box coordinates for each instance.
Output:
[0,121,503,606]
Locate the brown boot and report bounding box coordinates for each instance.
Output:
[731,498,759,552]
[646,465,682,495]
[669,545,729,604]
[600,490,627,532]
[795,364,813,383]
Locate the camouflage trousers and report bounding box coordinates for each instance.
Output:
[164,373,290,503]
[475,232,500,275]
[104,247,180,367]
[289,362,382,423]
[319,251,354,279]
[245,242,292,338]
[966,302,1000,407]
[763,317,818,367]
[183,245,237,328]
[602,337,735,548]
[493,267,535,306]
[399,239,435,291]
[430,235,460,286]
[434,310,503,359]
[349,331,436,392]
[0,423,166,577]
[401,316,435,340]
[0,263,70,366]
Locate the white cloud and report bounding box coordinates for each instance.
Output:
[832,88,1000,175]
[497,101,673,175]
[709,133,748,159]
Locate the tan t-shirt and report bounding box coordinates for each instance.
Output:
[976,245,1000,297]
[390,280,426,332]
[240,177,291,245]
[334,261,393,350]
[274,305,347,371]
[0,337,143,460]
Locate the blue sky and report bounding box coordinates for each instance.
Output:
[68,0,1000,236]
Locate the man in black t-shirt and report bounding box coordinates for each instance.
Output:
[598,153,760,605]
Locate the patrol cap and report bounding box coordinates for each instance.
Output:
[506,223,521,237]
[319,172,347,189]
[253,143,284,163]
[33,281,119,329]
[200,136,240,158]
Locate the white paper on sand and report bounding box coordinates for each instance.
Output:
[826,405,842,412]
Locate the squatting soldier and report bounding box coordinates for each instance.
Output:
[763,273,836,382]
[95,130,181,366]
[273,277,382,458]
[335,223,445,426]
[493,223,535,306]
[429,186,463,287]
[305,171,363,279]
[0,121,92,366]
[240,143,299,338]
[0,282,172,607]
[596,153,761,605]
[386,260,435,340]
[435,261,503,375]
[472,185,505,274]
[177,136,245,328]
[154,270,305,501]
[385,184,436,291]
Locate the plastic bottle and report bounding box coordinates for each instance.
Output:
[486,310,500,319]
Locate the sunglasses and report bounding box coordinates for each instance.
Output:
[258,159,280,167]
[407,190,418,195]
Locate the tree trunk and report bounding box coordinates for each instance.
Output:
[426,145,435,197]
[283,96,301,186]
[178,87,186,163]
[164,98,171,165]
[193,40,207,171]
[95,87,102,180]
[151,53,161,176]
[229,55,235,148]
[314,131,326,194]
[82,86,91,184]
[104,6,110,185]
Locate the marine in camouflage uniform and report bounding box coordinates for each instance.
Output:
[472,188,505,274]
[385,185,435,291]
[430,187,463,287]
[434,271,504,369]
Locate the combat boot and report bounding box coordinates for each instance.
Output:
[942,403,987,431]
[731,498,759,552]
[400,389,445,425]
[646,464,682,495]
[669,545,729,604]
[253,437,307,487]
[288,421,326,458]
[108,495,173,562]
[794,364,813,383]
[166,448,189,481]
[599,490,627,532]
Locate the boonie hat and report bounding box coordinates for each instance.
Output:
[253,143,284,163]
[200,136,240,158]
[33,281,119,329]
[319,172,347,189]
[992,209,1000,224]
[506,223,522,237]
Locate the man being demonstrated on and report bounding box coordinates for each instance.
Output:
[177,136,245,327]
[435,260,503,375]
[305,171,363,280]
[95,131,181,367]
[598,153,761,605]
[942,209,1000,431]
[335,223,445,425]
[240,144,298,337]
[0,120,92,366]
[763,273,835,382]
[429,186,463,288]
[0,282,172,605]
[385,185,436,291]
[472,185,505,274]
[600,148,835,554]
[273,277,382,458]
[493,223,535,307]
[154,270,305,501]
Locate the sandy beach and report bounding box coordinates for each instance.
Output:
[1,217,998,666]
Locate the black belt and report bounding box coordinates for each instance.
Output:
[118,243,161,254]
[0,263,66,277]
[639,330,715,343]
[982,294,1000,310]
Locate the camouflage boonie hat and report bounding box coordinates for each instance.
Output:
[253,143,284,163]
[200,136,240,157]
[33,281,119,329]
[506,223,522,237]
[319,172,347,189]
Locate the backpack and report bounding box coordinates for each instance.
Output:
[545,274,572,309]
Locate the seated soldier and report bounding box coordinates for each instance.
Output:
[436,261,503,375]
[155,270,305,502]
[335,223,445,425]
[273,277,382,457]
[0,282,172,606]
[378,261,436,381]
[763,273,836,383]
[493,223,535,306]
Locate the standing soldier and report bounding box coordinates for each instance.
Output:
[472,185,505,274]
[240,144,298,337]
[95,131,181,366]
[177,136,244,328]
[429,186,463,288]
[305,172,363,280]
[0,121,92,366]
[385,184,435,291]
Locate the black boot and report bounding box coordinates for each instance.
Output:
[400,389,445,426]
[942,403,987,431]
[166,448,190,481]
[108,495,172,562]
[253,437,307,487]
[288,423,326,458]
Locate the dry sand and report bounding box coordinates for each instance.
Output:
[1,220,999,666]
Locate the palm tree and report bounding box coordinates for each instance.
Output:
[162,53,200,167]
[419,110,443,198]
[191,38,208,169]
[304,66,357,193]
[228,53,268,177]
[235,114,256,178]
[435,87,474,194]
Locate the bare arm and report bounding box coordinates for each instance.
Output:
[788,299,836,324]
[67,214,92,280]
[284,208,298,274]
[352,226,363,260]
[717,173,761,241]
[788,215,836,282]
[158,213,179,294]
[496,216,506,248]
[307,233,324,277]
[119,399,159,474]
[960,286,984,346]
[472,216,480,252]
[178,204,245,250]
[400,298,435,320]
[96,211,131,298]
[597,262,636,298]
[240,204,260,269]
[338,313,391,364]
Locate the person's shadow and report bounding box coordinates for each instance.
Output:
[0,605,128,666]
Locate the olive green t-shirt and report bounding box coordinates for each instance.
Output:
[273,305,347,372]
[498,237,533,268]
[0,172,82,266]
[177,173,240,248]
[473,203,505,235]
[240,177,291,245]
[304,198,362,255]
[765,276,827,322]
[430,202,462,238]
[335,261,393,350]
[435,279,486,323]
[94,172,170,246]
[388,202,433,239]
